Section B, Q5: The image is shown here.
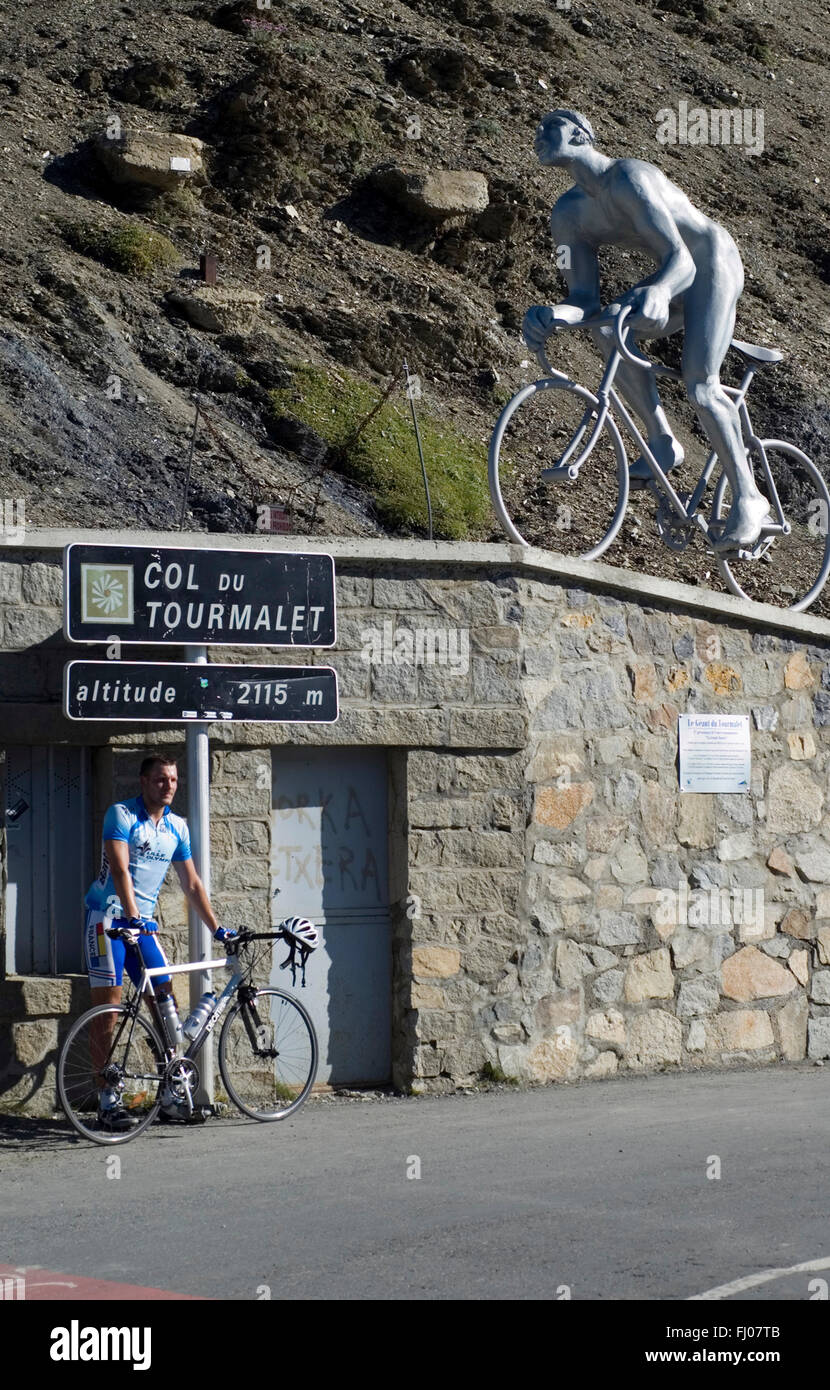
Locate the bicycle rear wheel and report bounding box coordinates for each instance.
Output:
[218,988,318,1121]
[58,1005,164,1145]
[713,441,830,612]
[489,377,629,558]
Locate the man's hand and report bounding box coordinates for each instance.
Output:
[522,303,587,351]
[128,917,159,933]
[214,926,238,943]
[612,285,671,335]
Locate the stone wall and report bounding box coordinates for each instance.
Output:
[2,532,830,1112]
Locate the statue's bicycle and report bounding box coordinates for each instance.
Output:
[488,306,830,611]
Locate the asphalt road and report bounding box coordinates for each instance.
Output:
[2,1064,829,1301]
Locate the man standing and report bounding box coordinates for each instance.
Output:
[84,752,233,1130]
[523,109,772,552]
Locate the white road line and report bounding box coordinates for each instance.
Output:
[689,1256,830,1300]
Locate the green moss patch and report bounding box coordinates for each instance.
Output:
[60,219,179,277]
[271,364,491,539]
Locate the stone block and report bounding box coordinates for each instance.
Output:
[721,945,797,1001]
[767,847,794,876]
[708,1009,774,1052]
[534,782,593,829]
[766,767,823,834]
[0,560,23,602]
[335,575,373,606]
[597,912,642,947]
[794,844,830,882]
[556,939,593,989]
[817,927,830,965]
[586,1008,625,1046]
[18,978,74,1014]
[534,990,581,1034]
[640,783,676,847]
[412,945,461,978]
[807,1018,830,1059]
[585,1050,618,1077]
[781,908,814,941]
[624,948,674,1002]
[609,839,648,885]
[411,983,446,1009]
[810,970,830,1003]
[21,562,62,605]
[625,1010,682,1068]
[3,607,61,647]
[717,833,754,862]
[784,651,814,689]
[676,978,720,1018]
[210,786,271,817]
[787,950,809,986]
[788,732,816,760]
[11,1019,58,1066]
[593,969,624,1004]
[774,996,808,1060]
[677,795,715,849]
[233,820,269,857]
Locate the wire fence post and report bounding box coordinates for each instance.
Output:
[404,359,432,541]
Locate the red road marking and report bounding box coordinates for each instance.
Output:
[0,1263,206,1300]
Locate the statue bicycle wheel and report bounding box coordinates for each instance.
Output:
[712,440,830,612]
[488,375,630,560]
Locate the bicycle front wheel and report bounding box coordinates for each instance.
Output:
[713,440,830,613]
[489,377,629,559]
[218,988,318,1121]
[58,1005,164,1145]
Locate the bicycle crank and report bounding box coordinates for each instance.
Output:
[164,1057,200,1114]
[655,493,694,552]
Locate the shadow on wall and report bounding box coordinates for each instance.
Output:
[0,978,92,1117]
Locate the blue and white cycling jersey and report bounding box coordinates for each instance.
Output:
[85,795,192,918]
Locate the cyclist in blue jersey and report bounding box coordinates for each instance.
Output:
[84,752,234,1131]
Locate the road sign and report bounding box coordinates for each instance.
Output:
[63,543,336,647]
[63,662,339,723]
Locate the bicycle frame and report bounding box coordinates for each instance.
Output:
[535,307,791,548]
[138,954,244,1059]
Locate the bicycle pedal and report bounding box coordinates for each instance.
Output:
[540,466,574,485]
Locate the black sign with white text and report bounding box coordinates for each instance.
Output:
[64,543,336,646]
[64,662,339,723]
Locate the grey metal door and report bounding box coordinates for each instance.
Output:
[4,746,92,974]
[270,747,390,1084]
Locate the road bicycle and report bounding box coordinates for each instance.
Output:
[57,924,319,1145]
[488,305,830,611]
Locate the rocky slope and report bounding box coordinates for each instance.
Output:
[0,0,827,601]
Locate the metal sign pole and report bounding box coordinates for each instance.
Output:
[186,643,213,1105]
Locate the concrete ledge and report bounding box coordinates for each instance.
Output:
[8,530,830,642]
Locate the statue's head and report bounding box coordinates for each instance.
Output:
[534,110,596,164]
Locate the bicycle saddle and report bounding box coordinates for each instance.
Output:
[730,338,784,366]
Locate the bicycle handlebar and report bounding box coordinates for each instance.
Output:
[532,303,656,376]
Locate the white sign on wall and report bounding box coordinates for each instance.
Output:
[679,714,751,794]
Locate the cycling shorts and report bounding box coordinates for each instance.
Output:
[84,909,171,989]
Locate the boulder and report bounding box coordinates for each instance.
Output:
[370,163,489,220]
[95,131,206,191]
[166,285,261,335]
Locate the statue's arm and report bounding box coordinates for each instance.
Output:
[550,203,601,319]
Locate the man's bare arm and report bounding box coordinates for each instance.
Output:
[174,858,220,933]
[106,839,141,920]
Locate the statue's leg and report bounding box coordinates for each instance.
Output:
[589,321,684,482]
[681,240,770,548]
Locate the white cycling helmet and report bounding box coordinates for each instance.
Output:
[281,917,319,950]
